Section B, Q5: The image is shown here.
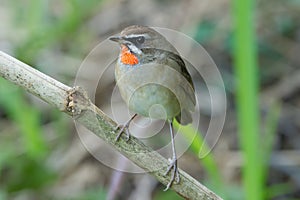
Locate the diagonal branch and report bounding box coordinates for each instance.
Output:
[0,51,222,200]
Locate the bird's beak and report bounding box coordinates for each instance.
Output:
[109,36,124,43]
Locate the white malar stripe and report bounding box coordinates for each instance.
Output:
[127,43,142,55]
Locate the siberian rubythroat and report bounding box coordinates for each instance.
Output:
[109,25,196,190]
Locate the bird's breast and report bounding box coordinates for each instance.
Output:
[115,62,192,119]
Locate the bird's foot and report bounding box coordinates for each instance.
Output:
[114,114,137,142]
[114,123,131,141]
[163,158,180,191]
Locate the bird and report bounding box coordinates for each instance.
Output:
[109,25,196,190]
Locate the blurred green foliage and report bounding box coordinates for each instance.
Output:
[0,0,104,199]
[154,188,182,200]
[0,80,47,158]
[13,0,102,64]
[232,0,263,198]
[194,20,217,43]
[3,155,56,192]
[173,121,226,197]
[232,0,282,199]
[73,189,107,200]
[0,0,298,199]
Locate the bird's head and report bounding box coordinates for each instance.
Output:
[109,25,175,66]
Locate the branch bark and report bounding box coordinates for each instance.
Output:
[0,51,222,200]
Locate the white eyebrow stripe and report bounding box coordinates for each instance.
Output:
[125,34,150,39]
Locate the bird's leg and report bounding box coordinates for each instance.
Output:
[163,120,180,191]
[115,113,138,141]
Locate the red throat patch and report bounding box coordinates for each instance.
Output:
[120,45,139,65]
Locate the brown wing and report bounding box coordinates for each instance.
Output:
[141,48,196,125]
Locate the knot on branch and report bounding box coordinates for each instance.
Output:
[66,86,91,117]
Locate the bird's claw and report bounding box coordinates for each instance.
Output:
[114,114,137,142]
[163,158,180,191]
[114,124,130,141]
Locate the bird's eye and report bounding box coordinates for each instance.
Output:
[136,36,145,44]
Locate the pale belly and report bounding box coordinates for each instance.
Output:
[115,63,182,120]
[126,84,180,119]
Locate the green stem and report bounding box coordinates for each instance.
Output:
[232,0,263,199]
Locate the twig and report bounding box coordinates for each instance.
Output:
[0,51,222,200]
